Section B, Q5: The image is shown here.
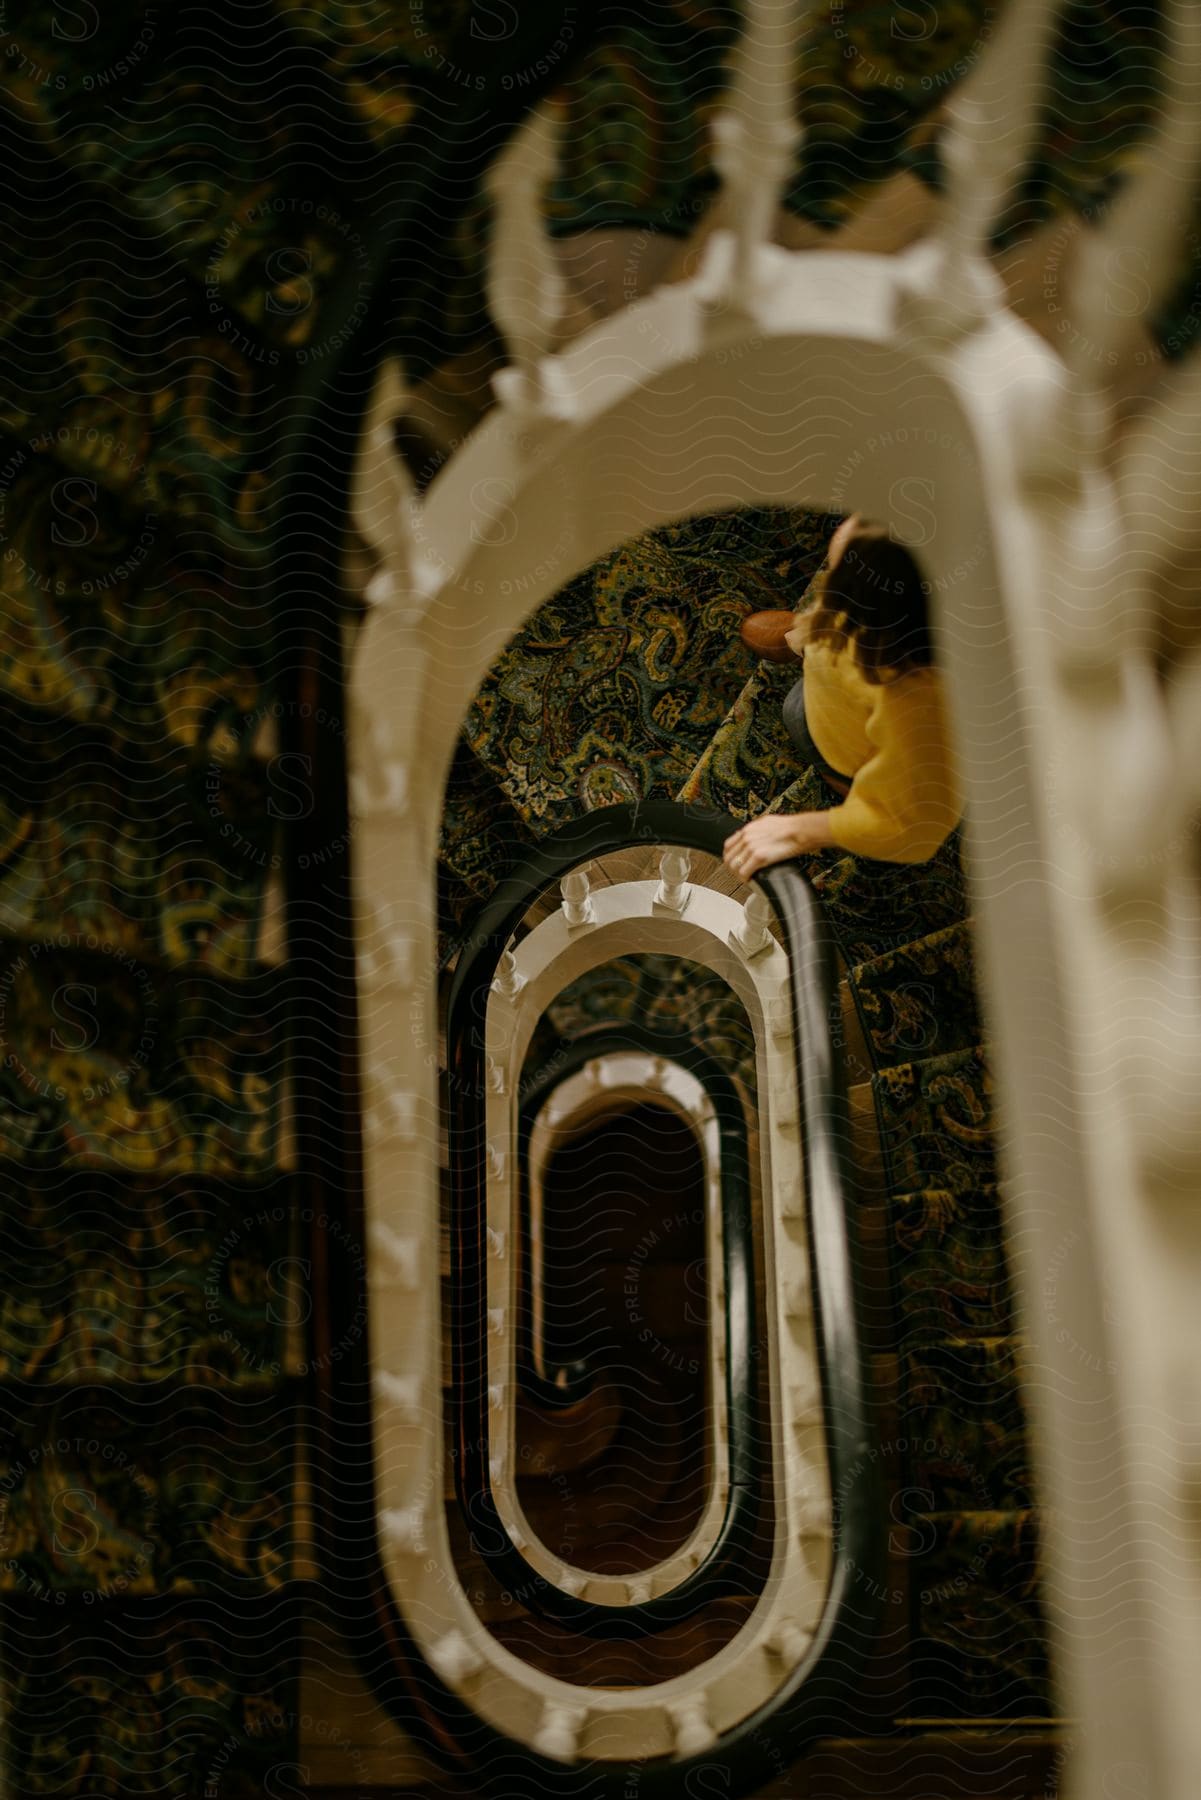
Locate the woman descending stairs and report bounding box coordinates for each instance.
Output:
[432,507,1056,1791]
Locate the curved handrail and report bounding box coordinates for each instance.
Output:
[501,1019,762,1626]
[444,799,885,1684]
[448,866,763,1635]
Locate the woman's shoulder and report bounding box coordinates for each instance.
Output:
[876,660,942,692]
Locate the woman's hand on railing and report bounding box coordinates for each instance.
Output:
[724,811,834,879]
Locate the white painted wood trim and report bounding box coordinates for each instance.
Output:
[350,74,1201,1763]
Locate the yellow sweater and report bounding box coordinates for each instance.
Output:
[784,617,962,864]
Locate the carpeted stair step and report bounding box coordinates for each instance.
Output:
[456,515,824,839]
[753,1726,1063,1797]
[675,659,814,819]
[886,1184,1016,1344]
[849,920,984,1069]
[871,1046,997,1198]
[906,1509,1052,1721]
[900,1336,1034,1513]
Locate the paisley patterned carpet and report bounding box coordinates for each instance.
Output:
[0,0,1181,1783]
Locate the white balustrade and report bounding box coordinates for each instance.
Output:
[1061,0,1201,434]
[350,364,447,621]
[346,2,1201,1783]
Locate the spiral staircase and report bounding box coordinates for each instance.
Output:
[5,0,1201,1791]
[298,511,1056,1793]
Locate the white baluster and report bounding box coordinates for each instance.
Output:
[732,886,774,958]
[1062,0,1201,429]
[351,360,444,616]
[789,1366,822,1426]
[534,1701,587,1761]
[350,712,410,819]
[427,1629,484,1687]
[367,1222,421,1289]
[777,1175,804,1222]
[374,1370,422,1425]
[561,865,595,929]
[669,1693,716,1755]
[357,897,415,992]
[654,847,692,913]
[706,0,802,313]
[485,1054,507,1096]
[767,988,794,1040]
[783,1269,812,1322]
[766,1620,812,1667]
[595,1056,621,1090]
[380,1505,427,1555]
[506,1516,528,1552]
[351,358,410,559]
[363,1073,419,1148]
[487,105,574,420]
[491,948,527,999]
[895,0,1061,346]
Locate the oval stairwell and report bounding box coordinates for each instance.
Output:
[417,513,1053,1785]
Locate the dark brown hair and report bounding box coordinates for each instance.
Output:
[805,523,933,684]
